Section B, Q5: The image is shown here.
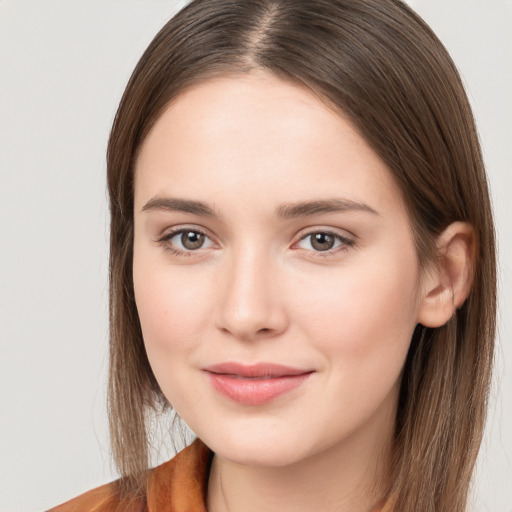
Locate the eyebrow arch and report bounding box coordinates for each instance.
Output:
[141,196,379,219]
[275,198,379,218]
[142,197,217,216]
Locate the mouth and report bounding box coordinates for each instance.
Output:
[202,362,314,405]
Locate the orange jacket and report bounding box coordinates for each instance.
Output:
[47,439,212,512]
[48,439,392,512]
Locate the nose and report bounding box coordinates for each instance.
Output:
[215,246,289,341]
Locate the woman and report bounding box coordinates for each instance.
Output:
[49,0,496,511]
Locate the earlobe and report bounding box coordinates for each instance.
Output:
[417,222,475,328]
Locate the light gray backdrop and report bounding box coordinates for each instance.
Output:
[0,1,510,511]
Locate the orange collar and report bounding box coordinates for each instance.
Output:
[146,438,212,511]
[50,438,392,512]
[147,438,392,512]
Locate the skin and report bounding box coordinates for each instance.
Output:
[132,72,471,512]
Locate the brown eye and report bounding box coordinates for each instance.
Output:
[310,232,336,251]
[296,231,353,254]
[181,231,205,250]
[159,228,215,255]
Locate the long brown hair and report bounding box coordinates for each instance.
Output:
[106,1,497,510]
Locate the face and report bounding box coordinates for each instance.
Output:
[133,73,425,468]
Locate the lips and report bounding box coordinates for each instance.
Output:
[203,362,313,405]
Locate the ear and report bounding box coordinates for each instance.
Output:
[417,222,475,328]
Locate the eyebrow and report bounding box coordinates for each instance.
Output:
[142,197,217,216]
[141,196,378,218]
[275,198,379,218]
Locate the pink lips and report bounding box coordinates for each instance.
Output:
[203,362,313,405]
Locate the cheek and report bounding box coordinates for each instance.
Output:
[133,248,213,364]
[290,251,420,369]
[133,259,217,410]
[286,257,419,437]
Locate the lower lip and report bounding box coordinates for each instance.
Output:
[206,372,311,405]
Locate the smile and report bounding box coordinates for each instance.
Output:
[203,362,314,405]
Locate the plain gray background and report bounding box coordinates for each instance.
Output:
[0,1,510,511]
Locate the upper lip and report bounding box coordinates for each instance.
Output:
[203,362,312,378]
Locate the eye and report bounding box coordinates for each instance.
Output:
[296,231,353,252]
[177,230,207,250]
[159,228,215,254]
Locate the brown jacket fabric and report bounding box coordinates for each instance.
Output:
[48,439,392,512]
[47,439,212,512]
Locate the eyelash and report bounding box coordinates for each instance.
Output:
[156,227,213,257]
[156,227,355,258]
[294,230,355,257]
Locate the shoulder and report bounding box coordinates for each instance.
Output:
[45,479,147,512]
[47,439,212,512]
[45,480,137,512]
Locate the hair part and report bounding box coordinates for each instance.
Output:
[106,1,496,510]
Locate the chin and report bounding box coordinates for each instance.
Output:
[196,422,308,467]
[215,442,304,468]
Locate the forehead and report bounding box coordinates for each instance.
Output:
[134,73,405,219]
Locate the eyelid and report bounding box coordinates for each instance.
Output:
[156,225,218,255]
[155,224,356,257]
[291,227,356,254]
[157,225,209,241]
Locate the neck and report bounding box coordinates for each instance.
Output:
[207,404,394,512]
